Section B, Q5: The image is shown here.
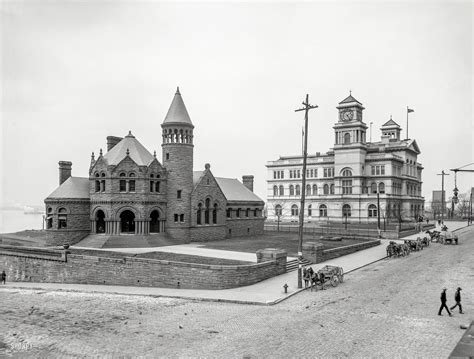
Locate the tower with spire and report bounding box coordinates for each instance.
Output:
[161,87,195,239]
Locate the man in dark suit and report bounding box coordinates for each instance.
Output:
[438,288,452,316]
[450,287,464,314]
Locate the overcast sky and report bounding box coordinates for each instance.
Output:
[1,0,472,207]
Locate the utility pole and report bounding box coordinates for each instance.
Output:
[437,170,449,225]
[377,191,381,236]
[406,107,414,140]
[370,122,373,143]
[295,94,318,289]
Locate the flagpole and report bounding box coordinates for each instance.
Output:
[406,106,409,140]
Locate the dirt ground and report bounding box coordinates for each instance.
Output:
[1,226,473,358]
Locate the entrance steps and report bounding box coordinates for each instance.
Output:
[75,234,110,248]
[74,233,185,249]
[286,258,312,272]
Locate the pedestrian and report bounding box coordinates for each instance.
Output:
[303,268,309,288]
[438,219,441,226]
[450,287,464,314]
[426,218,429,225]
[438,288,452,316]
[1,270,5,284]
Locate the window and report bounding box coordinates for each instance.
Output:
[342,169,352,177]
[371,182,377,194]
[155,181,160,192]
[174,214,178,222]
[342,180,352,194]
[129,173,135,177]
[274,171,277,179]
[227,208,232,218]
[279,185,284,196]
[177,190,182,199]
[246,208,250,217]
[324,168,334,178]
[275,205,282,216]
[101,180,105,192]
[295,185,300,196]
[323,184,329,195]
[166,153,170,160]
[306,184,311,196]
[150,174,154,178]
[180,214,184,222]
[308,204,312,217]
[150,181,154,192]
[95,180,100,192]
[368,204,377,217]
[344,133,351,144]
[254,208,258,217]
[119,173,126,177]
[129,180,135,192]
[120,180,126,192]
[342,204,351,217]
[290,185,295,196]
[197,203,202,225]
[58,208,67,229]
[297,170,301,178]
[236,208,241,218]
[312,184,318,195]
[330,184,335,194]
[273,186,278,196]
[319,204,327,217]
[378,182,385,194]
[205,198,210,224]
[46,208,53,229]
[213,204,217,224]
[291,204,298,216]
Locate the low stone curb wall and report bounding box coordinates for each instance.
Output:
[303,239,381,264]
[0,245,286,290]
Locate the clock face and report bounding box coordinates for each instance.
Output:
[343,110,353,121]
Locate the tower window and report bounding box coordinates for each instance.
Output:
[129,180,135,192]
[166,153,170,160]
[177,190,182,199]
[180,214,184,222]
[174,214,178,222]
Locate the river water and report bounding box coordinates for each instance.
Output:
[0,210,45,233]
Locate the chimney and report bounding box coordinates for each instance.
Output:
[59,161,72,185]
[381,134,390,145]
[242,175,254,192]
[107,136,123,151]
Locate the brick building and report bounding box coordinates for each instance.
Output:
[266,93,425,224]
[45,88,264,245]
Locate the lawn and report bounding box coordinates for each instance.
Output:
[201,231,372,257]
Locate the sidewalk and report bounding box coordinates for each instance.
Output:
[3,222,469,305]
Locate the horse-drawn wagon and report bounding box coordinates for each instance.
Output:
[439,231,458,245]
[310,265,344,291]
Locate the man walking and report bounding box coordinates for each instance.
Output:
[1,270,5,284]
[438,288,452,316]
[450,287,464,314]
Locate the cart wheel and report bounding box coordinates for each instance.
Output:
[331,275,339,287]
[338,274,344,283]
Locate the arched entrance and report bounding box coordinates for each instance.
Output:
[120,210,135,233]
[150,210,160,233]
[96,210,105,233]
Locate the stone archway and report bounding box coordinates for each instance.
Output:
[120,210,135,233]
[150,210,160,233]
[96,210,105,234]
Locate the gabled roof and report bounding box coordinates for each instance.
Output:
[102,132,155,166]
[163,87,193,126]
[382,119,400,127]
[193,171,263,203]
[339,94,362,105]
[406,139,421,154]
[46,177,90,199]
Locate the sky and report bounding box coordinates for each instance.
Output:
[1,0,473,208]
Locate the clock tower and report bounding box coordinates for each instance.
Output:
[334,92,368,146]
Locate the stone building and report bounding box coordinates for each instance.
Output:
[45,88,264,245]
[266,93,424,223]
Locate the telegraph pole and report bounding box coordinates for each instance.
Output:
[295,94,318,289]
[437,170,449,225]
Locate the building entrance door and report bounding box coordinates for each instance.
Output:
[120,210,135,233]
[150,210,160,233]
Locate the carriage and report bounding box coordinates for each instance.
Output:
[310,265,344,291]
[439,231,458,245]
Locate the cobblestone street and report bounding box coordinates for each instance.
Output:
[1,226,473,358]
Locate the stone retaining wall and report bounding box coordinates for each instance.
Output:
[303,239,381,264]
[0,246,286,290]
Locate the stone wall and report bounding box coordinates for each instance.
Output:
[226,217,265,238]
[303,239,381,264]
[0,245,286,289]
[190,225,227,242]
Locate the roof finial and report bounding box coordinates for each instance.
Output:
[99,148,103,156]
[126,148,130,156]
[153,150,157,158]
[176,86,180,95]
[205,163,210,170]
[349,89,352,96]
[390,114,392,120]
[91,152,95,160]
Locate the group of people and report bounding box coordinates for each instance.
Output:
[302,267,325,289]
[438,287,464,316]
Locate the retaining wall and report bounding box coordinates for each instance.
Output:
[303,239,381,264]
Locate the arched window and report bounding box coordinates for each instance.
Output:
[119,172,126,192]
[344,133,351,144]
[312,184,318,195]
[205,198,210,224]
[279,185,284,196]
[95,173,100,178]
[101,173,106,177]
[342,169,352,177]
[58,208,67,229]
[275,204,282,216]
[306,184,311,196]
[323,184,329,195]
[129,179,135,192]
[213,203,217,224]
[342,204,351,217]
[227,208,232,218]
[273,185,278,196]
[197,203,202,225]
[95,180,100,192]
[236,208,241,218]
[290,185,295,196]
[330,184,335,194]
[368,204,378,217]
[291,204,299,216]
[341,169,352,194]
[308,204,312,217]
[150,174,154,178]
[129,173,135,177]
[295,185,301,196]
[371,182,377,194]
[319,204,327,217]
[155,181,160,192]
[378,182,385,194]
[46,208,53,229]
[119,173,126,177]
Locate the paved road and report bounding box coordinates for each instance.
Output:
[1,225,473,358]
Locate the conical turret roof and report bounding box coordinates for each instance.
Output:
[163,87,193,126]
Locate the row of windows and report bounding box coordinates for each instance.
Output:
[197,199,217,225]
[371,165,385,176]
[323,168,334,178]
[274,168,332,180]
[95,180,162,193]
[174,214,185,223]
[226,208,261,218]
[94,172,162,179]
[289,170,301,179]
[273,181,404,196]
[273,184,336,196]
[276,204,379,217]
[273,170,284,179]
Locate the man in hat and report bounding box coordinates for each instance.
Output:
[438,288,452,316]
[450,287,464,314]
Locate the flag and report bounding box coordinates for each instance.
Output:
[407,108,414,113]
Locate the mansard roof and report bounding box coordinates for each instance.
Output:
[102,132,155,167]
[193,171,263,203]
[46,177,90,199]
[163,87,193,127]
